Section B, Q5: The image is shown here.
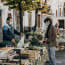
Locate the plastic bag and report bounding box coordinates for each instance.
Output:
[17,36,24,48]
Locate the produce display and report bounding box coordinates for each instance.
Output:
[56,30,65,50]
[57,33,65,43]
[0,47,48,65]
[0,32,48,65]
[29,33,44,46]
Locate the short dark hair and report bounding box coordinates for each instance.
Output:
[7,17,11,21]
[44,17,52,24]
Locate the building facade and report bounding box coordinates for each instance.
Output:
[50,0,65,29]
[0,0,36,41]
[40,0,65,31]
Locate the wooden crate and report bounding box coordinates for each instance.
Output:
[21,60,30,65]
[21,50,40,60]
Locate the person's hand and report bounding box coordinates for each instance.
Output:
[43,38,48,43]
[20,33,24,36]
[11,39,16,43]
[45,38,48,41]
[11,39,17,47]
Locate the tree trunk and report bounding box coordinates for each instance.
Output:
[19,2,23,33]
[18,2,23,65]
[34,9,38,31]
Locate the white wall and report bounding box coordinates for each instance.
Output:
[23,10,35,27]
[23,11,29,27]
[44,0,65,28]
[48,0,65,17]
[0,2,15,27]
[0,3,8,26]
[31,10,35,27]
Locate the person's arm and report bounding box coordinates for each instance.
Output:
[14,29,24,37]
[14,29,20,35]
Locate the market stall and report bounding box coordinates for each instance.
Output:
[0,32,48,65]
[57,29,65,50]
[0,47,48,65]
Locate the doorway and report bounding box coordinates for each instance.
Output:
[58,20,64,28]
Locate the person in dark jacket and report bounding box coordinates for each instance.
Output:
[44,17,56,65]
[3,17,23,47]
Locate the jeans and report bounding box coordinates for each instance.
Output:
[47,45,56,65]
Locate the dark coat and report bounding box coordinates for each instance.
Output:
[3,24,20,41]
[47,25,56,47]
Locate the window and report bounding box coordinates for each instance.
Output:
[37,15,40,28]
[59,20,64,28]
[56,10,57,17]
[16,16,20,31]
[64,2,65,16]
[60,8,61,16]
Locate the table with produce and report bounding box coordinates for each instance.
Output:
[56,30,65,50]
[0,32,48,65]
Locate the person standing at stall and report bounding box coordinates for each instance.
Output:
[44,17,56,65]
[3,17,23,47]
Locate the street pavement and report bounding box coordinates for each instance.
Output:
[45,50,65,65]
[56,50,65,65]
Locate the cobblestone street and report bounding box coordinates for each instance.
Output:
[45,50,65,65]
[56,50,65,65]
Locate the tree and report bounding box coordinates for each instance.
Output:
[4,0,39,33]
[40,4,50,13]
[4,1,40,64]
[34,0,50,31]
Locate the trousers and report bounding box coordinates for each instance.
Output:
[47,45,56,65]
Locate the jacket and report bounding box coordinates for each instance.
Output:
[3,24,20,41]
[47,25,56,47]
